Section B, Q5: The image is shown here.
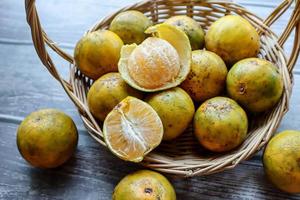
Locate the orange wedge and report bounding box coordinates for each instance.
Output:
[103,96,163,162]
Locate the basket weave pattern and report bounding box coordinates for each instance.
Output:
[25,0,300,177]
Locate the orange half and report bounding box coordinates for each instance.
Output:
[103,96,163,162]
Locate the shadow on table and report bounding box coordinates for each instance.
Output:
[168,163,300,200]
[24,134,143,199]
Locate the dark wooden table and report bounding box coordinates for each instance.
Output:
[1,0,300,199]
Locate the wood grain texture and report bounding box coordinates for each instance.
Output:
[0,0,300,199]
[1,121,300,200]
[0,0,297,57]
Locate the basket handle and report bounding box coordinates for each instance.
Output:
[264,0,300,72]
[25,0,89,114]
[25,0,74,76]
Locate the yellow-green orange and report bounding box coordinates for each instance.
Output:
[165,15,205,50]
[263,130,300,193]
[146,87,195,140]
[74,30,123,80]
[205,15,260,65]
[113,170,176,200]
[226,58,283,113]
[194,97,248,152]
[181,50,227,102]
[87,73,143,121]
[109,10,152,44]
[16,109,78,168]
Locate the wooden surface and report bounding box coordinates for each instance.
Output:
[0,0,300,199]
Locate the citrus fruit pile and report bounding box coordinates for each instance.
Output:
[17,10,300,197]
[74,10,284,162]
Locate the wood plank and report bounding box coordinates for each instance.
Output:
[0,122,139,200]
[0,43,83,126]
[0,0,295,46]
[0,0,139,46]
[1,121,300,200]
[1,0,299,72]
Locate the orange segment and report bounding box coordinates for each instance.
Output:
[103,96,163,162]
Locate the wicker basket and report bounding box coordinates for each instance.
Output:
[25,0,300,177]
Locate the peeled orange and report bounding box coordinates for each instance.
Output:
[103,96,163,162]
[119,23,191,92]
[127,37,181,89]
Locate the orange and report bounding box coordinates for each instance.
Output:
[113,170,176,200]
[109,10,152,44]
[74,30,123,80]
[146,87,195,140]
[16,109,78,168]
[103,96,163,162]
[119,23,191,92]
[181,50,228,102]
[205,15,260,65]
[127,37,181,89]
[226,58,283,113]
[87,72,143,121]
[165,15,205,50]
[263,130,300,193]
[194,97,248,152]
